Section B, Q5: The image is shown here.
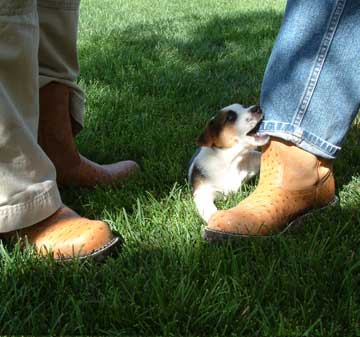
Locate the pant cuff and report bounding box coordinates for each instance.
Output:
[37,0,80,11]
[258,120,341,159]
[0,183,62,233]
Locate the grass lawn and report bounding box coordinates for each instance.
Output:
[2,0,360,335]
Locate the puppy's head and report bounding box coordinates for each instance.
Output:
[197,103,269,149]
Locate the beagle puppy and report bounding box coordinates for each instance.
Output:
[188,103,269,222]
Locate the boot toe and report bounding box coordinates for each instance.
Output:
[36,219,114,259]
[16,207,120,260]
[59,156,140,187]
[104,160,140,181]
[207,210,233,231]
[207,207,273,236]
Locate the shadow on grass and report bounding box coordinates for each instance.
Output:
[1,201,360,335]
[334,120,360,188]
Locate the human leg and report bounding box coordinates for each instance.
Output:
[0,0,122,259]
[259,0,360,159]
[0,0,61,232]
[206,0,360,239]
[37,0,139,187]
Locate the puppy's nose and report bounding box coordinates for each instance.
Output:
[250,105,262,114]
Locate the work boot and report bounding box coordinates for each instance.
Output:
[205,138,337,241]
[1,207,122,261]
[38,82,139,187]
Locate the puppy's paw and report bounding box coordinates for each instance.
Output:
[198,205,217,223]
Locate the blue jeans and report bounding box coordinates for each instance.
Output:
[259,0,360,159]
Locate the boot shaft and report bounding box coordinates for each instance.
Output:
[260,138,334,193]
[38,82,81,171]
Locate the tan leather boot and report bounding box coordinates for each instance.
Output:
[38,82,139,187]
[2,207,122,261]
[205,138,338,241]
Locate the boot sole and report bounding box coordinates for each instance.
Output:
[58,234,123,263]
[203,196,339,242]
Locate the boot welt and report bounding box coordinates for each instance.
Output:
[203,196,339,242]
[57,234,123,262]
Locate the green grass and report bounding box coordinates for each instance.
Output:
[2,0,360,335]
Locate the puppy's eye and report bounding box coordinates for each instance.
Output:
[225,110,237,123]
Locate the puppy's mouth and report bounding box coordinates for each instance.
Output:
[246,119,262,137]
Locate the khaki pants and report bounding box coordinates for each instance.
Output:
[0,0,84,232]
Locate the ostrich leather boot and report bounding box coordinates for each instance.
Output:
[3,207,122,261]
[38,82,139,187]
[205,138,337,241]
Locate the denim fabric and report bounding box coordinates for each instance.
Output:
[259,0,360,159]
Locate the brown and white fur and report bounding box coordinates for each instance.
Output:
[188,103,269,222]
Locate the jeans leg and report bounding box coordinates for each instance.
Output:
[0,0,61,232]
[37,0,84,128]
[259,0,360,159]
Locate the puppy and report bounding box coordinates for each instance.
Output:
[188,103,269,222]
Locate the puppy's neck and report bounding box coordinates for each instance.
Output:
[203,142,254,161]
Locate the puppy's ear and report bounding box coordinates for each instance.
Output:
[197,128,212,147]
[197,121,215,147]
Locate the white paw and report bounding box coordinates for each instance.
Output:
[199,206,217,223]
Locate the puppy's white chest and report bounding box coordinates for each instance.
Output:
[211,158,249,194]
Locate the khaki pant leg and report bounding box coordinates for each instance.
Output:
[37,0,85,128]
[0,0,62,232]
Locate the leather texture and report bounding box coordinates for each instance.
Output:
[207,138,336,236]
[38,82,139,187]
[5,207,116,259]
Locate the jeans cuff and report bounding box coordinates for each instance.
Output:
[258,120,341,159]
[37,0,80,10]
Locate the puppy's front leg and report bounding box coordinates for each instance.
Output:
[193,184,218,223]
[244,150,262,179]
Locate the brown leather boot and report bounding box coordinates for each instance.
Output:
[38,82,139,187]
[205,138,338,241]
[2,207,122,261]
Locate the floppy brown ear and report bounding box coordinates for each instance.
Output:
[196,128,213,147]
[197,124,214,147]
